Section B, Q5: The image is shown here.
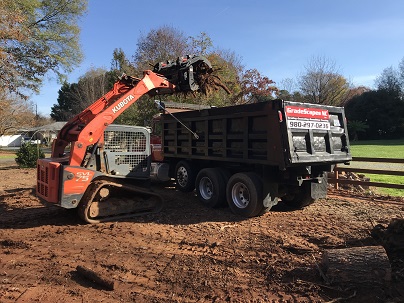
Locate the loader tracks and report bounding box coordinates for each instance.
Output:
[78,179,163,223]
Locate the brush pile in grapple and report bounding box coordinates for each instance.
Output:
[153,55,230,95]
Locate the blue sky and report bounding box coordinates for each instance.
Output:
[33,0,404,116]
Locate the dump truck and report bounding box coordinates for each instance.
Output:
[36,55,351,223]
[150,99,351,217]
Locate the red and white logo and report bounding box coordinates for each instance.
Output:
[285,106,329,120]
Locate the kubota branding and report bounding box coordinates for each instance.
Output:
[112,95,134,114]
[285,106,329,120]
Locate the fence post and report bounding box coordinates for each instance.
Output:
[334,164,339,190]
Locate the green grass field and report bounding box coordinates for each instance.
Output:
[350,139,404,158]
[350,139,404,197]
[0,152,16,159]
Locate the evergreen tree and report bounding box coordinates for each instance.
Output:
[15,143,45,168]
[345,90,404,139]
[50,82,75,121]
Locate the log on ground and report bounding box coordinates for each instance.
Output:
[321,245,391,288]
[76,265,115,290]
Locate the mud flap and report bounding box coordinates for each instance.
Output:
[263,194,278,209]
[263,182,279,209]
[310,175,328,199]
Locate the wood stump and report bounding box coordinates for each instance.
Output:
[321,245,391,289]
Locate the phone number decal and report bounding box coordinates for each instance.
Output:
[288,119,330,130]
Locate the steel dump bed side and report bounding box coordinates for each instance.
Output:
[161,99,351,169]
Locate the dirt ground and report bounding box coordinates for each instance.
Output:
[1,160,404,303]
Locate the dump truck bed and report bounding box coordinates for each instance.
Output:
[162,99,351,169]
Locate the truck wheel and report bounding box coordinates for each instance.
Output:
[216,167,231,185]
[282,184,314,209]
[195,168,227,208]
[226,172,263,217]
[175,160,196,192]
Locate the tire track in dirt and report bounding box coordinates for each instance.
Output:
[1,167,404,302]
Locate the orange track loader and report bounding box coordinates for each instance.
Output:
[37,55,213,223]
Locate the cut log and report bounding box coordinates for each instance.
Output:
[321,246,391,288]
[76,265,115,290]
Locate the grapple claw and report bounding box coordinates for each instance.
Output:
[153,55,213,93]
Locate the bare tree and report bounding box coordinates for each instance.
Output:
[74,68,109,107]
[279,78,297,94]
[276,78,297,101]
[298,56,350,105]
[134,26,192,71]
[399,57,404,90]
[0,91,36,136]
[132,27,244,108]
[375,66,402,97]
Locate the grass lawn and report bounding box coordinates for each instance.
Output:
[350,139,404,158]
[350,139,404,197]
[0,151,16,159]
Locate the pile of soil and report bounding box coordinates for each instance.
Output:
[1,163,404,302]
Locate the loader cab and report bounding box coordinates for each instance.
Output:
[102,125,151,178]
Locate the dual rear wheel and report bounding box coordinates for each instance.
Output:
[175,161,314,217]
[195,168,230,208]
[195,169,264,217]
[226,172,265,217]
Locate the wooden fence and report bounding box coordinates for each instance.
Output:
[328,157,404,190]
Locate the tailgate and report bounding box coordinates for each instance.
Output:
[281,101,351,166]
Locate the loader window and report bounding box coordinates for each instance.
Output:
[151,118,162,136]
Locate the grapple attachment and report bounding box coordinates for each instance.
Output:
[153,55,213,92]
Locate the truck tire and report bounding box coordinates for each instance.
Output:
[226,172,263,217]
[195,168,227,208]
[175,160,196,192]
[216,167,231,185]
[281,183,314,209]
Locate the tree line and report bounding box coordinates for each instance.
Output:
[345,60,404,140]
[1,1,403,140]
[276,56,404,140]
[50,27,278,126]
[49,33,352,124]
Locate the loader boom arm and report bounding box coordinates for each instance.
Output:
[52,70,176,166]
[36,55,230,222]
